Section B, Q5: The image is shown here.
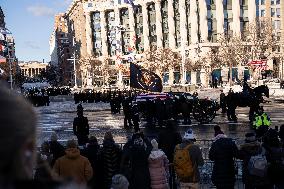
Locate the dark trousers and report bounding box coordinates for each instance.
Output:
[124,115,132,128]
[77,135,89,146]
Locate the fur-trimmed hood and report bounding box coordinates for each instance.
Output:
[149,149,165,160]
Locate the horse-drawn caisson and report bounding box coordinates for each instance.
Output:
[135,92,220,124]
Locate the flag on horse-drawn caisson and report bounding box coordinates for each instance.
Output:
[130,63,163,92]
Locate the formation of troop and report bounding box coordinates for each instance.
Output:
[23,86,71,107]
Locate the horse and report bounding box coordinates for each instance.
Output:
[226,85,269,122]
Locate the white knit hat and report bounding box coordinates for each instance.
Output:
[183,129,196,140]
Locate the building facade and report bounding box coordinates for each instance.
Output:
[0,6,17,82]
[65,0,284,88]
[0,6,5,28]
[49,13,72,85]
[19,61,48,78]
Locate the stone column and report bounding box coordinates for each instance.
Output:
[168,0,176,85]
[200,68,207,87]
[115,7,123,87]
[85,11,94,56]
[168,0,176,48]
[199,0,208,42]
[155,0,163,48]
[142,3,150,51]
[216,0,224,36]
[100,11,108,56]
[232,0,241,35]
[248,0,256,24]
[191,71,197,85]
[128,6,136,51]
[180,0,187,84]
[190,0,198,44]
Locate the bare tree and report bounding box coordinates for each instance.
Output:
[144,47,181,81]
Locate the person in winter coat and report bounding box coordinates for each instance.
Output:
[262,129,284,189]
[81,135,102,188]
[158,120,182,163]
[49,132,65,167]
[73,104,90,146]
[238,132,269,189]
[53,139,93,184]
[174,129,204,189]
[99,132,122,189]
[158,120,182,189]
[121,132,152,189]
[148,139,169,189]
[39,141,53,166]
[111,174,129,189]
[209,131,238,189]
[34,153,55,182]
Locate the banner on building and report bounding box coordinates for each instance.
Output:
[130,63,163,92]
[247,60,268,71]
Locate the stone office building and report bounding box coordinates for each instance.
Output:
[66,0,284,87]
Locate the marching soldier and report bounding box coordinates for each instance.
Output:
[220,90,226,113]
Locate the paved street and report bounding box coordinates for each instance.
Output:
[36,96,284,146]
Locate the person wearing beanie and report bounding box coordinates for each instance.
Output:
[148,139,169,189]
[49,132,65,167]
[120,132,151,189]
[99,132,122,189]
[238,132,268,188]
[174,129,204,188]
[81,135,102,188]
[111,174,129,189]
[209,129,238,189]
[53,139,93,184]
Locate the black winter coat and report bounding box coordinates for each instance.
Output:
[238,141,268,186]
[99,140,122,189]
[73,116,89,137]
[128,143,152,189]
[158,129,182,162]
[49,141,65,167]
[209,137,238,188]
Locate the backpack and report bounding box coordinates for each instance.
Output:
[248,148,268,177]
[173,144,193,181]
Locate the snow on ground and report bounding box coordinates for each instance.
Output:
[36,101,111,114]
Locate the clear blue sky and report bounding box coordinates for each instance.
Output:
[1,0,72,62]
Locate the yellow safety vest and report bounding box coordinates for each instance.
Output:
[253,113,271,129]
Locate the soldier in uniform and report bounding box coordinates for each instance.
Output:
[220,90,226,113]
[73,104,90,146]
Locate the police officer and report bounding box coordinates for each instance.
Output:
[73,104,90,146]
[252,105,271,138]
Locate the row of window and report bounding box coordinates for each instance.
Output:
[260,0,280,5]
